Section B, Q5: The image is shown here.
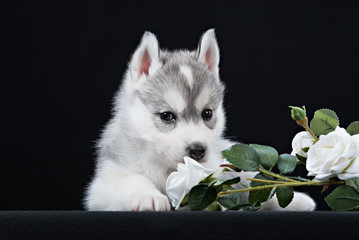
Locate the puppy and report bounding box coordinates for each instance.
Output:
[84,29,315,211]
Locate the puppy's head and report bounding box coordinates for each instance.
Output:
[125,29,225,168]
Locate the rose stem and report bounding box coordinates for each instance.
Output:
[259,168,300,183]
[218,180,344,197]
[296,117,319,141]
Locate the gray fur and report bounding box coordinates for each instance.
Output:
[138,50,224,132]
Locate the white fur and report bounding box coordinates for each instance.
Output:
[163,89,186,113]
[84,29,316,212]
[179,65,194,88]
[195,87,211,110]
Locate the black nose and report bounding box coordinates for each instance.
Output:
[187,143,206,161]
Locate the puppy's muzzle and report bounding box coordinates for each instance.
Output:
[187,143,206,161]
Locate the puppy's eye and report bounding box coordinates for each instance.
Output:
[160,112,176,122]
[202,109,212,121]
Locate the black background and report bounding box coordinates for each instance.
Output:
[2,0,359,210]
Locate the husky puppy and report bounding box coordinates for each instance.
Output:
[84,29,316,211]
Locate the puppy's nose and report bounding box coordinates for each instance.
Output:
[187,143,206,161]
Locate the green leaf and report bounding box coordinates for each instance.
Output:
[325,185,359,211]
[200,172,216,184]
[261,187,277,208]
[346,178,359,191]
[295,154,307,164]
[276,187,294,208]
[206,201,222,211]
[209,177,241,193]
[310,108,339,136]
[302,147,310,153]
[346,121,359,136]
[179,193,189,207]
[277,154,297,174]
[210,177,241,193]
[248,201,262,211]
[213,177,241,187]
[217,192,243,210]
[249,144,279,169]
[221,144,260,171]
[250,187,277,211]
[248,174,274,204]
[189,184,217,211]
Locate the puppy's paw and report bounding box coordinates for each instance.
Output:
[280,192,316,211]
[132,193,171,211]
[261,191,316,211]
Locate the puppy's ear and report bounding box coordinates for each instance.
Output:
[130,32,161,82]
[196,29,220,77]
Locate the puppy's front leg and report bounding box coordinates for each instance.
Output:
[85,161,171,211]
[125,174,171,211]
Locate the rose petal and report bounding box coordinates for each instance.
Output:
[291,131,314,157]
[166,157,213,209]
[306,127,359,182]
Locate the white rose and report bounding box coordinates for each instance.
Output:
[306,127,359,181]
[339,134,359,180]
[166,157,213,210]
[291,131,314,157]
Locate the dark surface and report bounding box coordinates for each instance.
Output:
[2,0,359,210]
[0,211,358,240]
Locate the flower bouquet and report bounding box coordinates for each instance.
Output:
[166,106,359,211]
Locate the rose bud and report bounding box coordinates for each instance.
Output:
[289,106,307,122]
